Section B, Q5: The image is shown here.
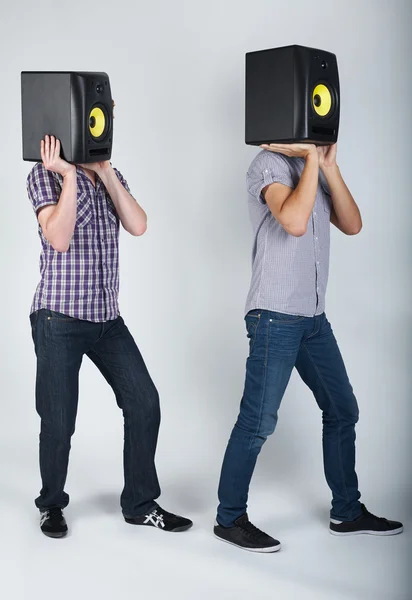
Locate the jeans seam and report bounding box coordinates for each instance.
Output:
[250,318,270,443]
[301,342,352,512]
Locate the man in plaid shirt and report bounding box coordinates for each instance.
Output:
[27,135,192,538]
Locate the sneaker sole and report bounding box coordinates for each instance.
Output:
[124,518,193,532]
[329,526,404,537]
[214,533,281,553]
[41,530,68,539]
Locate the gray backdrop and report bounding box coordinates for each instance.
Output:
[0,1,411,599]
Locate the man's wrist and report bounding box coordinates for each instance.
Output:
[305,149,319,164]
[62,165,76,179]
[321,163,340,179]
[98,163,115,183]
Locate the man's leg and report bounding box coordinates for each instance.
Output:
[86,317,161,518]
[31,310,84,511]
[295,313,362,522]
[217,310,305,528]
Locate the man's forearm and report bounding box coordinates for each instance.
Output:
[99,166,147,236]
[279,152,319,236]
[322,165,362,235]
[43,170,77,252]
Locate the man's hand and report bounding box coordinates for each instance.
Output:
[317,143,337,169]
[41,135,75,178]
[260,143,318,160]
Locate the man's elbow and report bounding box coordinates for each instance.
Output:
[52,242,70,252]
[47,235,70,253]
[286,223,307,237]
[345,221,363,236]
[128,221,148,236]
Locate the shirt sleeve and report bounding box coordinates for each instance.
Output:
[247,151,295,205]
[27,163,61,215]
[113,168,131,193]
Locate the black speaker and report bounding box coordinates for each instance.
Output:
[245,45,340,146]
[21,71,113,163]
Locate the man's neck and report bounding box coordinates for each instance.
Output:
[78,166,96,188]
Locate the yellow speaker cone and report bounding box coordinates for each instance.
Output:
[89,106,106,138]
[312,84,332,117]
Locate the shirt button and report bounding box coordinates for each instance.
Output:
[315,237,318,240]
[317,261,320,265]
[314,211,317,216]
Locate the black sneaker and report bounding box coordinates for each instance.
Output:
[330,504,403,536]
[214,514,281,553]
[40,508,68,538]
[124,505,193,532]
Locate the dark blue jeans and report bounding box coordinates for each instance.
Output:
[217,310,362,527]
[30,309,161,517]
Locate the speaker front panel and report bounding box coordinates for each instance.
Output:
[70,72,113,163]
[308,50,340,144]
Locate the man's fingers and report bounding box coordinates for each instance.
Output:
[262,144,284,149]
[44,135,50,164]
[55,138,61,160]
[50,136,55,160]
[40,140,45,165]
[260,144,288,153]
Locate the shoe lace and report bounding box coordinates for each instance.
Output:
[239,520,266,540]
[47,508,63,522]
[362,505,388,524]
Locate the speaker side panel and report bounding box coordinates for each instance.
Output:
[22,72,72,162]
[246,47,295,145]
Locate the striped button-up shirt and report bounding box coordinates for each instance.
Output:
[245,150,332,317]
[27,163,130,322]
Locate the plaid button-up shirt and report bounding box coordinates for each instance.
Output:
[27,163,130,322]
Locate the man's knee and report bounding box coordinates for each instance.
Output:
[40,419,75,445]
[123,386,161,425]
[232,412,278,444]
[323,398,359,427]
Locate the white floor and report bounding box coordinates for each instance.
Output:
[1,465,410,600]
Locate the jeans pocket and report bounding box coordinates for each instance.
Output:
[29,310,39,327]
[245,312,261,352]
[271,311,305,324]
[48,310,77,322]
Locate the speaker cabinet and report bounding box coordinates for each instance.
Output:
[245,45,340,146]
[21,71,113,163]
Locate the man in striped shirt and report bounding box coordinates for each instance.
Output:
[28,135,192,538]
[214,142,403,552]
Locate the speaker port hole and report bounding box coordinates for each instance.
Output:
[89,148,109,157]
